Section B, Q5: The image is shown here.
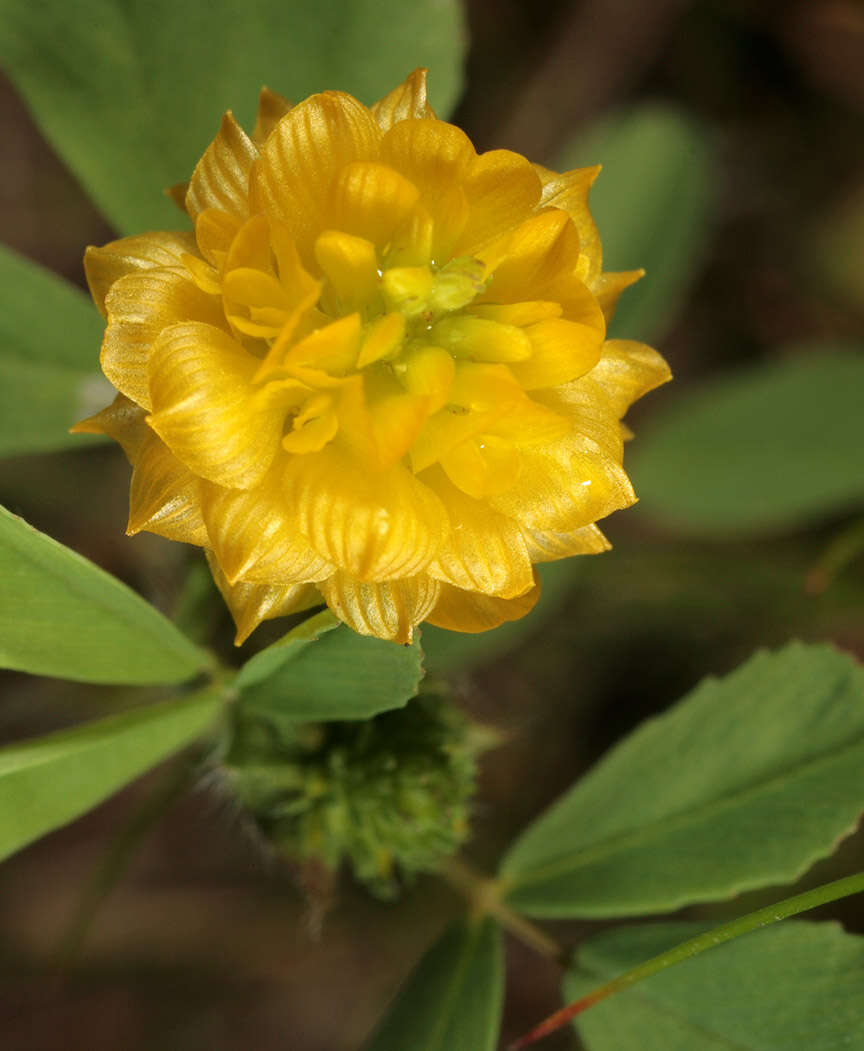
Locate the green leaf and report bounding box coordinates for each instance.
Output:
[235,609,340,689]
[560,104,714,341]
[0,244,108,456]
[630,347,864,534]
[500,642,864,917]
[0,0,466,234]
[237,624,424,724]
[364,918,503,1051]
[565,921,864,1051]
[0,506,211,684]
[422,560,584,675]
[0,687,223,862]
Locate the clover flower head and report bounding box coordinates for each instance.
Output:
[75,70,671,644]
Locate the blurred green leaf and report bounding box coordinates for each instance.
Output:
[0,0,466,234]
[0,687,222,862]
[500,642,864,918]
[565,921,864,1051]
[0,505,211,684]
[0,244,107,456]
[237,624,423,724]
[631,348,864,534]
[560,104,714,341]
[364,918,503,1051]
[422,561,583,675]
[235,609,340,689]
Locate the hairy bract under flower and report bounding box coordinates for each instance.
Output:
[75,70,670,644]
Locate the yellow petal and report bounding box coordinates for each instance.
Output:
[200,476,333,584]
[224,212,273,273]
[423,466,534,597]
[284,445,448,581]
[314,230,381,310]
[367,389,430,468]
[379,118,474,204]
[186,112,256,222]
[509,317,603,390]
[319,571,439,643]
[489,443,635,532]
[195,208,242,269]
[102,268,226,409]
[206,550,320,645]
[468,300,562,327]
[329,161,420,246]
[384,205,435,267]
[357,312,406,368]
[440,434,522,499]
[282,396,339,454]
[252,86,294,145]
[477,210,581,302]
[182,253,222,295]
[370,69,436,130]
[535,165,603,285]
[521,522,611,562]
[587,339,673,416]
[127,431,208,546]
[430,316,533,363]
[426,574,540,633]
[84,232,196,317]
[456,149,542,254]
[408,363,521,473]
[283,313,363,374]
[147,322,284,489]
[70,393,148,460]
[393,344,455,413]
[593,269,644,322]
[250,91,381,255]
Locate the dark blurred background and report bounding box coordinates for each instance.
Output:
[2,1,863,1048]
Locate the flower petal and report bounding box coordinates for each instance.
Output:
[370,69,436,130]
[488,439,635,532]
[534,164,603,286]
[250,92,381,256]
[426,574,541,633]
[380,118,475,201]
[379,118,474,257]
[252,86,294,145]
[424,467,534,597]
[330,161,420,246]
[102,269,226,409]
[593,269,644,322]
[127,431,208,546]
[319,571,439,643]
[521,522,611,562]
[284,445,448,581]
[456,149,542,254]
[581,339,673,416]
[70,393,148,460]
[477,210,582,303]
[85,232,195,317]
[206,550,320,645]
[510,317,604,390]
[200,475,333,584]
[147,322,284,489]
[186,112,257,222]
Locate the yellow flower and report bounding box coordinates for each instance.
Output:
[75,70,670,645]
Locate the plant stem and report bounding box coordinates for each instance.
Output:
[509,870,864,1049]
[439,856,571,966]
